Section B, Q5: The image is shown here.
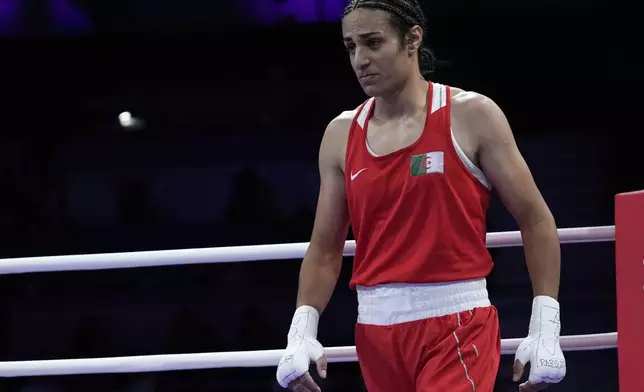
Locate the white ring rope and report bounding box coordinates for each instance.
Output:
[0,224,618,377]
[0,225,614,275]
[0,333,617,377]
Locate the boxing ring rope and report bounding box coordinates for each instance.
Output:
[0,225,617,377]
[0,333,617,377]
[0,225,614,274]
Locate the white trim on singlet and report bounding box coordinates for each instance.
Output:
[450,128,491,190]
[353,86,490,189]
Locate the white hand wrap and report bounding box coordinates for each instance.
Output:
[276,306,326,388]
[515,296,567,384]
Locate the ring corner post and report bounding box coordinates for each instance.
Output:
[614,190,644,392]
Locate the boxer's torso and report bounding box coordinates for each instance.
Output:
[338,82,494,288]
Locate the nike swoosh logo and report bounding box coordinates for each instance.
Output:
[351,168,367,181]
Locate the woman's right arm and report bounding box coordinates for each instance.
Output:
[295,116,351,315]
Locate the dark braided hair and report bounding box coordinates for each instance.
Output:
[343,0,436,79]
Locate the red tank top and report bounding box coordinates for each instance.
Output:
[345,82,493,289]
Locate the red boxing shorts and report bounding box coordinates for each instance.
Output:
[354,279,500,392]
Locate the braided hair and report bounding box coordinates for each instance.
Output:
[343,0,436,78]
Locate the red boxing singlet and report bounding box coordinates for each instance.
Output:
[345,82,494,289]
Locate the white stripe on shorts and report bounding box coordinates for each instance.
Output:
[453,331,476,392]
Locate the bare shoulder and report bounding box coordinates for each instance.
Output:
[450,88,499,114]
[449,88,513,143]
[325,109,355,138]
[319,108,357,172]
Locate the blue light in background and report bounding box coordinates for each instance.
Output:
[0,0,91,36]
[245,0,347,24]
[0,0,20,35]
[321,0,348,21]
[48,0,92,34]
[0,0,349,36]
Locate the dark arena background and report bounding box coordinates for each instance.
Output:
[0,0,641,391]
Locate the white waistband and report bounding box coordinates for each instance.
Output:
[356,278,491,326]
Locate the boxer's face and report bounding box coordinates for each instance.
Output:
[342,8,419,97]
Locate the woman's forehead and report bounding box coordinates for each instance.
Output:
[342,8,393,34]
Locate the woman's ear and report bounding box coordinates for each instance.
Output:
[406,25,423,54]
